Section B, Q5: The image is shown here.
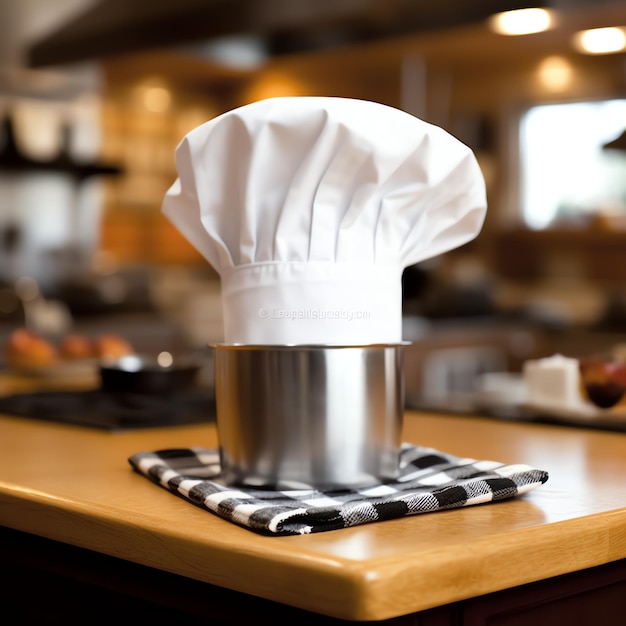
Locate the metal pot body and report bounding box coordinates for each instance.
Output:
[213,344,406,490]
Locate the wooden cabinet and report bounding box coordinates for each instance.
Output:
[494,228,626,284]
[463,559,626,626]
[3,525,625,626]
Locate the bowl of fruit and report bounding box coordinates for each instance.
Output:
[4,327,135,379]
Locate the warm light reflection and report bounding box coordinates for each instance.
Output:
[133,79,172,113]
[243,71,310,103]
[537,56,574,92]
[143,86,171,113]
[157,351,174,368]
[488,8,554,36]
[573,27,626,55]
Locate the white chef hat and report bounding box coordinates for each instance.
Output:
[162,96,486,345]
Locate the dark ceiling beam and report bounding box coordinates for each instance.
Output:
[25,0,580,68]
[26,0,376,67]
[265,0,541,55]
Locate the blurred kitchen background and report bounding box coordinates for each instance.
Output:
[1,0,626,402]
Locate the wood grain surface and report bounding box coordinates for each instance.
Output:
[1,389,626,620]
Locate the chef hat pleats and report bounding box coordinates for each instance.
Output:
[163,96,487,345]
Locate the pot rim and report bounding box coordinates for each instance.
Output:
[211,342,411,351]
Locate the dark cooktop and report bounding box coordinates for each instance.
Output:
[0,388,215,431]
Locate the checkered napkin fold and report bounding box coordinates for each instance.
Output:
[128,444,548,536]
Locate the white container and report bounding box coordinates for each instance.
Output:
[523,354,583,408]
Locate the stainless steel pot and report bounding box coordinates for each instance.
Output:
[213,343,408,490]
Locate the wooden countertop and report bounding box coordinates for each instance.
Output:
[2,384,626,621]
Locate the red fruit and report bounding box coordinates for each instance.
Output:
[92,335,134,360]
[5,327,57,369]
[59,334,94,360]
[607,362,626,387]
[579,357,626,409]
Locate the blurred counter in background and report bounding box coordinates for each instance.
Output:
[0,263,223,354]
[401,257,626,414]
[2,250,626,420]
[0,263,222,406]
[403,316,626,411]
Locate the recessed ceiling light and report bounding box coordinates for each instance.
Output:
[573,27,626,55]
[488,8,554,36]
[537,56,574,92]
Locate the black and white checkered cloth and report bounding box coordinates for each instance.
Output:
[128,444,548,536]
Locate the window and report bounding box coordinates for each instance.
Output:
[520,99,626,229]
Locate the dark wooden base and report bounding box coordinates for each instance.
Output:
[2,525,625,625]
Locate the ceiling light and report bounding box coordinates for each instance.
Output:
[573,27,626,55]
[537,56,574,92]
[488,8,554,36]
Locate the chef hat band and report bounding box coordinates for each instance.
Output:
[163,96,487,345]
[221,262,402,345]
